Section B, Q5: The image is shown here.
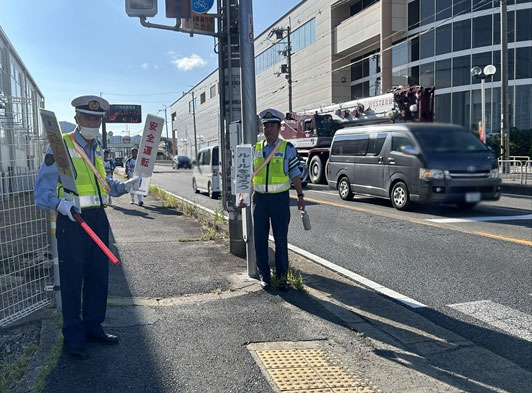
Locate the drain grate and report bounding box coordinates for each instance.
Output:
[255,348,382,393]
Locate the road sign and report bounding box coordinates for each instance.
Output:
[182,12,215,33]
[107,104,142,123]
[166,0,192,18]
[192,0,214,13]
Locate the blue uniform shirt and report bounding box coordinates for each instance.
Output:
[261,138,302,179]
[34,130,128,210]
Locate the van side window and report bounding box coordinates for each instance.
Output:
[366,133,387,156]
[392,135,413,153]
[197,152,203,164]
[203,150,211,166]
[331,134,368,156]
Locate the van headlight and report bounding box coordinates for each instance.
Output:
[489,168,499,179]
[420,168,449,180]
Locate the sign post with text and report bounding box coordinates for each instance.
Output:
[133,114,165,195]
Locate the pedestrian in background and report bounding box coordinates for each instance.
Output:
[125,147,144,206]
[34,95,139,359]
[250,108,305,290]
[104,150,116,205]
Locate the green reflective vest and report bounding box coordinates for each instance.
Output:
[58,132,108,208]
[252,140,291,193]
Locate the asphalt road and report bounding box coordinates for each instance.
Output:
[150,165,532,371]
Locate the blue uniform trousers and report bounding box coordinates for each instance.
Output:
[57,207,110,345]
[252,190,290,281]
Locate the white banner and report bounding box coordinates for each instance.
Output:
[38,109,78,194]
[133,114,165,195]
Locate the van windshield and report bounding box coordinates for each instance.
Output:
[212,146,219,166]
[413,129,489,154]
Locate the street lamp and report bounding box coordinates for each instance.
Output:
[471,64,496,143]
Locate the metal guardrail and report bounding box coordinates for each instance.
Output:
[498,159,532,185]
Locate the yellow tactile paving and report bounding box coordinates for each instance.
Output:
[255,348,382,393]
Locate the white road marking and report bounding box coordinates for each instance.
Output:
[306,189,337,195]
[426,214,532,223]
[282,240,427,309]
[448,300,532,342]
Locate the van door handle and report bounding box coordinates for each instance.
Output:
[378,156,383,164]
[388,158,395,165]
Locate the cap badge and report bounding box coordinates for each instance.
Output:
[264,112,273,118]
[88,100,100,111]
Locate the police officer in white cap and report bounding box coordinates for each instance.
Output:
[251,108,305,290]
[34,95,139,359]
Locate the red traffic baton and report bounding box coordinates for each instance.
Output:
[72,212,120,265]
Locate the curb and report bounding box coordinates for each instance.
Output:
[501,183,532,196]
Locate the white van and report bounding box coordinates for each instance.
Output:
[192,145,220,199]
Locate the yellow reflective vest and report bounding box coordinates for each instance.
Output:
[252,140,291,193]
[58,132,108,208]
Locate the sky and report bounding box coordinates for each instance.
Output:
[0,0,301,135]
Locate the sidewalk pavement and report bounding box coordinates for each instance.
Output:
[20,189,531,393]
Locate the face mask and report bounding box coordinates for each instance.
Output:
[79,126,100,140]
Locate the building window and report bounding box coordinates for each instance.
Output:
[420,29,434,59]
[473,0,493,11]
[350,0,378,17]
[188,98,196,113]
[420,0,435,26]
[409,66,420,85]
[493,11,515,45]
[492,49,515,82]
[435,94,451,123]
[255,18,316,74]
[516,8,532,42]
[473,15,492,48]
[516,47,532,79]
[452,91,470,127]
[200,92,206,104]
[435,59,452,88]
[408,0,419,30]
[351,82,369,99]
[210,85,216,98]
[436,24,452,55]
[419,62,434,86]
[436,0,452,21]
[453,55,471,86]
[453,20,471,51]
[410,36,419,62]
[453,0,470,17]
[392,40,408,68]
[515,85,532,131]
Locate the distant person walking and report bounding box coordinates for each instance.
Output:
[104,150,116,205]
[34,95,139,359]
[249,108,305,290]
[125,147,143,206]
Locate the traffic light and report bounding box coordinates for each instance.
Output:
[125,0,158,17]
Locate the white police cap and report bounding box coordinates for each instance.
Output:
[259,108,285,124]
[71,95,110,116]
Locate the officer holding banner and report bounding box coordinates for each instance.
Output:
[251,108,305,290]
[34,95,139,359]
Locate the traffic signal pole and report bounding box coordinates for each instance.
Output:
[238,0,258,277]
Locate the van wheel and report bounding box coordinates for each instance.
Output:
[338,177,354,201]
[309,156,324,184]
[391,182,410,210]
[193,178,199,193]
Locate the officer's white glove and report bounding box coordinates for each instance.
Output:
[124,177,140,192]
[56,199,77,222]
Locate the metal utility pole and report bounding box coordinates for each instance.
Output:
[500,0,510,164]
[238,0,257,277]
[271,25,293,112]
[191,90,198,159]
[159,105,170,158]
[218,0,246,257]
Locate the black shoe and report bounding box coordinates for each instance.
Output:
[138,201,144,207]
[86,332,120,345]
[63,341,89,359]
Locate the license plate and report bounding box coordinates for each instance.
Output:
[466,192,481,202]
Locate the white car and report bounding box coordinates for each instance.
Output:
[192,145,220,199]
